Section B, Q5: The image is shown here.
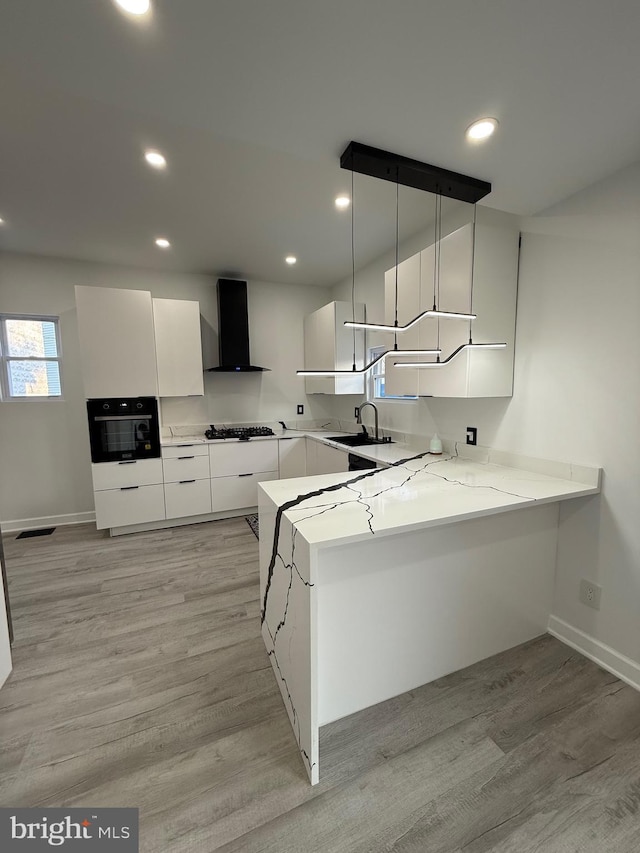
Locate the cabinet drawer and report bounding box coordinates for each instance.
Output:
[209,441,279,476]
[162,455,210,483]
[94,484,165,530]
[211,471,278,513]
[92,459,163,491]
[162,443,209,459]
[164,479,212,519]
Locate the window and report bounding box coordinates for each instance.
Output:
[0,315,63,399]
[368,345,417,401]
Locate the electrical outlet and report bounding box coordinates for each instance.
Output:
[354,406,360,419]
[466,426,478,446]
[297,404,304,415]
[579,579,602,610]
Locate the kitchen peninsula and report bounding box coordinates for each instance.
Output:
[258,447,601,784]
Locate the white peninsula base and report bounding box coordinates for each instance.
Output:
[258,450,601,785]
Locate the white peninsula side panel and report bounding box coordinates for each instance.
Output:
[258,487,319,784]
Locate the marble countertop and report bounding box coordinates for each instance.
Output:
[160,428,374,448]
[259,450,601,548]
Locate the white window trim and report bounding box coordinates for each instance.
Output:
[0,313,64,401]
[368,344,418,402]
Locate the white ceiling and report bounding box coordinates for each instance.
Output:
[1,0,640,286]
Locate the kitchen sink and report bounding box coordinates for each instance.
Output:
[326,435,394,447]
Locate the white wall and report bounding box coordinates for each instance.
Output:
[330,162,640,668]
[0,251,331,526]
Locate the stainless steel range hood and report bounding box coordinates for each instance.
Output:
[206,279,270,372]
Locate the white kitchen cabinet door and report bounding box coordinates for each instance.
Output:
[383,252,423,398]
[91,459,163,491]
[75,285,158,398]
[94,484,166,530]
[211,471,278,513]
[164,479,212,519]
[303,301,366,395]
[153,298,204,397]
[306,440,349,476]
[209,441,279,477]
[278,437,307,479]
[162,455,210,483]
[161,443,209,459]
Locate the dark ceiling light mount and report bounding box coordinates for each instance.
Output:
[340,142,492,204]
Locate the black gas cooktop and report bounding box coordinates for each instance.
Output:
[204,425,275,440]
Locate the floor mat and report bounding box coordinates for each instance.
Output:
[17,527,56,539]
[245,514,259,539]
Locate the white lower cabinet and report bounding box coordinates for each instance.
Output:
[92,459,164,491]
[209,441,279,477]
[165,478,212,518]
[278,437,307,479]
[94,484,166,530]
[91,459,165,530]
[306,439,350,476]
[210,441,279,512]
[162,443,211,519]
[211,471,279,513]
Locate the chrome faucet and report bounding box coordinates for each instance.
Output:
[357,401,379,441]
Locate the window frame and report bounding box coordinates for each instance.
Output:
[0,313,64,402]
[368,344,418,402]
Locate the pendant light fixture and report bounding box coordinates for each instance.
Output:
[297,162,443,378]
[394,341,505,369]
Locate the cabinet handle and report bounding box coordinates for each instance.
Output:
[177,456,195,460]
[179,479,196,484]
[118,460,137,465]
[176,444,195,448]
[120,486,139,491]
[238,473,254,478]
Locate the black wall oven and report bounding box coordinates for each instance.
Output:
[87,397,161,463]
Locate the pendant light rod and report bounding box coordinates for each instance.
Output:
[350,167,357,370]
[340,141,491,204]
[297,347,442,377]
[394,341,506,369]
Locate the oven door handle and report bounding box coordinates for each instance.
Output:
[93,415,148,421]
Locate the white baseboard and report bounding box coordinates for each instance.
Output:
[1,511,95,534]
[548,615,640,693]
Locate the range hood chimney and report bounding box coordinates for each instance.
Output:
[207,279,269,372]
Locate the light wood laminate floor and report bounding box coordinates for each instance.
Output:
[1,520,640,852]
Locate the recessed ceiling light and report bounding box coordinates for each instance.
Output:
[285,256,297,265]
[0,217,4,225]
[335,195,350,209]
[465,117,498,142]
[155,237,171,249]
[144,149,166,169]
[113,0,151,16]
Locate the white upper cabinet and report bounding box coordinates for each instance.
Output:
[152,298,204,397]
[75,285,158,398]
[304,301,366,395]
[384,212,520,398]
[383,253,423,398]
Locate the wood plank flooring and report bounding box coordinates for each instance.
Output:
[1,520,640,852]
